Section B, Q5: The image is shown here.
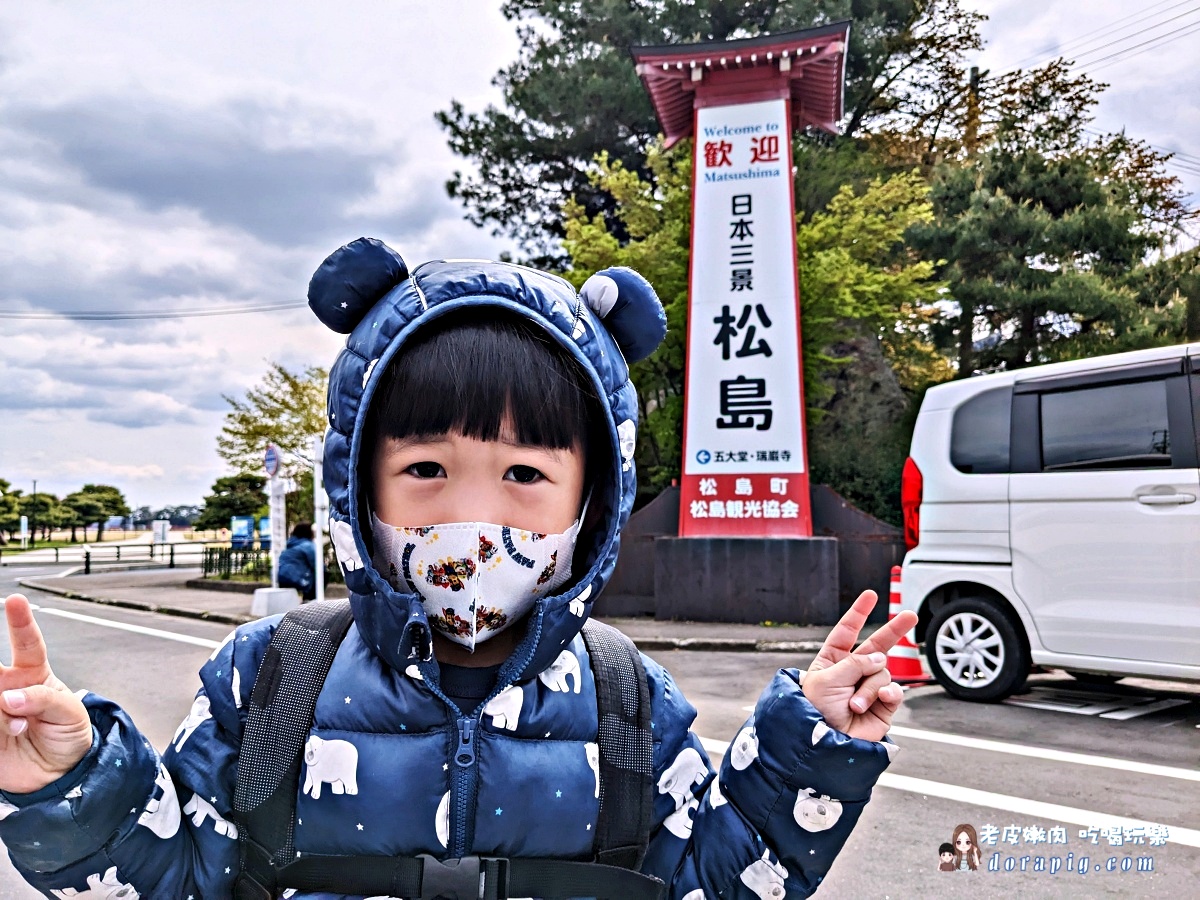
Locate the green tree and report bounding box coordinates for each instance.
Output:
[19,491,63,542]
[0,480,20,544]
[562,145,941,512]
[217,363,328,477]
[62,491,109,543]
[71,485,130,543]
[908,75,1191,373]
[439,0,987,257]
[195,474,268,532]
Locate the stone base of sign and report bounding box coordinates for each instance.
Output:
[250,587,302,617]
[653,536,839,625]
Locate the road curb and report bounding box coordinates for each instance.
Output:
[15,579,824,652]
[16,579,256,628]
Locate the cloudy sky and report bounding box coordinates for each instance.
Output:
[1,1,1196,510]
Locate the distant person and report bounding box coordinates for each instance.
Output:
[277,522,317,601]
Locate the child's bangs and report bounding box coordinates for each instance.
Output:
[370,308,598,453]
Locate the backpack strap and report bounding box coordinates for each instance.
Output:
[580,619,655,871]
[233,598,355,900]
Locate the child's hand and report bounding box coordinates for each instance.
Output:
[801,590,919,743]
[0,595,93,794]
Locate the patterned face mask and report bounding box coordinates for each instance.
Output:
[370,509,584,652]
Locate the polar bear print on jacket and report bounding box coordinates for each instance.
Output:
[657,746,707,811]
[617,419,636,471]
[539,649,581,693]
[681,892,705,900]
[739,849,788,900]
[729,724,759,771]
[329,518,362,572]
[303,735,359,799]
[50,866,139,898]
[584,742,600,798]
[568,584,592,617]
[182,793,238,839]
[663,795,700,839]
[707,774,728,809]
[484,684,523,731]
[811,720,831,746]
[231,665,242,709]
[137,764,181,839]
[435,791,450,848]
[171,695,211,751]
[793,787,842,832]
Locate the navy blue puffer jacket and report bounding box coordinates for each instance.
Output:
[0,241,895,899]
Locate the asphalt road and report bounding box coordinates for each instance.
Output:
[2,564,1197,898]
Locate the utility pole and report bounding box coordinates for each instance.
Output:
[30,479,37,548]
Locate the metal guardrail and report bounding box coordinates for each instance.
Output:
[201,545,272,580]
[0,539,343,583]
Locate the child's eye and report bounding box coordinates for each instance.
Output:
[505,465,545,484]
[405,461,445,479]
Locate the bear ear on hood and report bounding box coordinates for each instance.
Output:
[308,237,409,334]
[579,267,667,364]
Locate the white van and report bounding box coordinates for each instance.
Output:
[899,342,1200,701]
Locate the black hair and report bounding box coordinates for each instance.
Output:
[367,307,608,481]
[291,522,314,540]
[939,843,954,855]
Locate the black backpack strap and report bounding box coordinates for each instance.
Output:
[271,853,664,899]
[580,619,655,871]
[233,598,355,900]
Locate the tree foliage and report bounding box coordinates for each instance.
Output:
[440,0,989,257]
[562,143,941,503]
[195,474,268,531]
[908,65,1193,372]
[217,363,328,476]
[71,485,130,543]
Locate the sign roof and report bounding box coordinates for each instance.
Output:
[630,23,851,147]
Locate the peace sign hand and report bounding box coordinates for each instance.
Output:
[801,590,920,743]
[0,595,93,795]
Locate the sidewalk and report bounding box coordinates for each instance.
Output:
[15,570,832,653]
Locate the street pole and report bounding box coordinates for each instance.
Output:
[313,435,327,603]
[31,479,36,548]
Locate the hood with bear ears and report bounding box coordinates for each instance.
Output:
[311,237,666,683]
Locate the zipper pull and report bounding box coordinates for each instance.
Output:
[455,718,476,768]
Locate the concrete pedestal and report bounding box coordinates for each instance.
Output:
[653,537,839,624]
[251,587,302,618]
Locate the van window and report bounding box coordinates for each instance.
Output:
[951,387,1012,473]
[1040,378,1171,471]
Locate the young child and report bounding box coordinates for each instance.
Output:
[0,238,917,899]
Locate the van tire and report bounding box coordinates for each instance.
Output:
[926,598,1029,702]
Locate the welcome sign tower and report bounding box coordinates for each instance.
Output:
[633,24,850,541]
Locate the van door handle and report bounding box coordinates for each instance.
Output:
[1136,493,1197,506]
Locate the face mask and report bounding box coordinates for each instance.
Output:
[370,509,584,652]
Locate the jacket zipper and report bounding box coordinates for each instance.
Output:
[452,716,478,856]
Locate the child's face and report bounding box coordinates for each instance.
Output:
[940,851,954,863]
[371,419,586,535]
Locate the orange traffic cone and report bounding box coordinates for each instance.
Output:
[885,566,933,685]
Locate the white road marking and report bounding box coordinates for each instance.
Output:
[879,773,1200,849]
[699,736,1200,849]
[24,603,222,649]
[887,724,1200,783]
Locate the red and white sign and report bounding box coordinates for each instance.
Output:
[680,97,812,537]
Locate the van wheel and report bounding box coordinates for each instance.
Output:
[926,599,1028,702]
